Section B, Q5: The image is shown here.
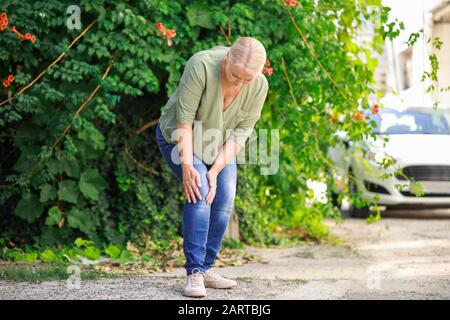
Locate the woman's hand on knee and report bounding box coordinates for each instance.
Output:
[182,164,202,203]
[205,169,218,205]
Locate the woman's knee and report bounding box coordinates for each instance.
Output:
[189,163,210,203]
[212,178,236,211]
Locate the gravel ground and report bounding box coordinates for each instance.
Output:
[1,209,450,300]
[0,276,306,300]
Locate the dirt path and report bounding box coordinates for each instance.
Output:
[2,210,450,300]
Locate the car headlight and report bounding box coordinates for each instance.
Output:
[364,149,396,164]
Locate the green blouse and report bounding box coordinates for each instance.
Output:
[158,46,269,165]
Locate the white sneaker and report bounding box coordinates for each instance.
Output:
[183,269,206,297]
[204,268,237,289]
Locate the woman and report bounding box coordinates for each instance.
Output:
[155,37,269,298]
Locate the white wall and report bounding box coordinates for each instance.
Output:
[433,21,450,107]
[380,0,449,108]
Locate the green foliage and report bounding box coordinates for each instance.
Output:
[73,237,100,259]
[222,237,245,250]
[104,244,121,259]
[79,169,108,201]
[14,195,44,223]
[0,263,112,283]
[45,206,62,226]
[0,237,133,267]
[39,248,59,262]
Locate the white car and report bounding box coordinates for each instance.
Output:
[328,106,450,217]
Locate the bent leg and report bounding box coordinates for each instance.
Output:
[155,123,212,275]
[182,163,211,275]
[203,159,237,270]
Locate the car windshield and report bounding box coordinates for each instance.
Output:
[371,109,450,135]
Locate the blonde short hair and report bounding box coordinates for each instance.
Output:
[227,37,267,76]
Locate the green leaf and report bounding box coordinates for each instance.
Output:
[14,195,44,223]
[186,3,216,29]
[74,237,94,248]
[47,159,63,175]
[45,206,63,226]
[104,244,121,259]
[82,246,101,260]
[67,208,96,235]
[77,128,105,150]
[20,252,39,264]
[118,249,136,265]
[40,184,57,202]
[410,181,424,197]
[79,169,108,201]
[40,249,59,262]
[12,146,41,173]
[367,57,379,72]
[62,157,80,178]
[366,0,381,5]
[58,180,79,204]
[73,137,103,161]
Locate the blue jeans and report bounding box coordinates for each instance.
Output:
[155,122,237,275]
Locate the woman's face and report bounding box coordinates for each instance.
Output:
[224,57,255,87]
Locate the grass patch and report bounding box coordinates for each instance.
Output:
[324,234,345,246]
[222,237,246,250]
[278,278,309,285]
[0,262,115,283]
[234,276,254,283]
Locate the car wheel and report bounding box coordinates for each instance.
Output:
[350,206,371,218]
[324,166,342,210]
[348,168,371,219]
[330,191,341,209]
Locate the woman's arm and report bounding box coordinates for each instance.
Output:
[174,55,207,204]
[176,123,202,204]
[210,139,241,174]
[205,139,241,205]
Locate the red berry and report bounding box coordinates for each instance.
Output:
[286,0,298,7]
[262,67,274,76]
[372,103,379,114]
